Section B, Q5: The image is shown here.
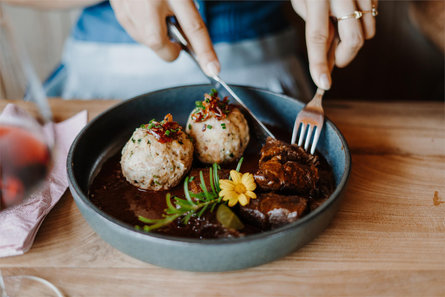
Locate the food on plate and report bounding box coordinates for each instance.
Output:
[186,90,249,164]
[254,137,319,195]
[120,114,193,190]
[238,192,308,229]
[136,166,246,238]
[89,91,335,239]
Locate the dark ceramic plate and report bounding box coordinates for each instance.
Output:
[67,85,350,272]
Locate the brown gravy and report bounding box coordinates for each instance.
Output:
[88,126,334,239]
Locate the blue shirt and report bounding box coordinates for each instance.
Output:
[72,1,289,44]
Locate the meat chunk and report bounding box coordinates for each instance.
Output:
[258,137,319,165]
[255,138,319,195]
[238,192,308,229]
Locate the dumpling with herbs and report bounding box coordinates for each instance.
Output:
[120,114,193,191]
[186,90,249,164]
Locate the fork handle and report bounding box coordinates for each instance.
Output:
[308,37,337,108]
[306,88,325,108]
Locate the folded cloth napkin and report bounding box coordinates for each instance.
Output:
[0,104,87,257]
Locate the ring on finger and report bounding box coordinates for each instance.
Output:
[337,6,378,21]
[361,6,378,17]
[337,10,363,21]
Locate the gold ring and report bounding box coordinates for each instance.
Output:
[362,6,379,17]
[337,10,363,21]
[337,6,378,21]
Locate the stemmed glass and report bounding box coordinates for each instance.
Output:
[0,4,63,296]
[0,4,54,211]
[0,272,64,297]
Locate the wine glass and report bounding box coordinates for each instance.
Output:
[0,5,64,296]
[0,271,64,297]
[0,4,54,211]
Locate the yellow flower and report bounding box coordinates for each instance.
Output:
[219,170,257,207]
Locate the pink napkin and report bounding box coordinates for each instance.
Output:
[0,104,87,257]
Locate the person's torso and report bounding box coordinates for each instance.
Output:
[72,0,289,44]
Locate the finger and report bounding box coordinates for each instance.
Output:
[305,0,331,90]
[126,0,181,61]
[356,0,376,39]
[290,0,307,20]
[169,0,220,76]
[110,0,141,42]
[331,0,365,67]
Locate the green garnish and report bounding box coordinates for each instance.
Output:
[131,138,135,143]
[235,157,244,172]
[138,166,222,231]
[188,124,192,130]
[210,88,218,97]
[136,158,245,232]
[221,123,226,129]
[195,101,204,109]
[165,130,171,136]
[207,125,213,129]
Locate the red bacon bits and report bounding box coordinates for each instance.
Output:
[191,90,232,122]
[141,113,183,143]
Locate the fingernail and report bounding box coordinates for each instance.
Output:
[319,74,331,90]
[205,61,220,76]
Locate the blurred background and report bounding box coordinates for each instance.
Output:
[0,0,443,101]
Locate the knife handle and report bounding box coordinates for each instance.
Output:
[166,17,204,75]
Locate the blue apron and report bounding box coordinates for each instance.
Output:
[45,1,312,100]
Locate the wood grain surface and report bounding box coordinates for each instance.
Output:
[0,99,444,297]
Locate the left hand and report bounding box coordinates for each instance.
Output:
[291,0,378,90]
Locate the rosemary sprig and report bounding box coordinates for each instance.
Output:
[137,165,221,232]
[136,158,244,232]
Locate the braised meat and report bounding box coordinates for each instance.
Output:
[239,192,308,229]
[255,138,319,195]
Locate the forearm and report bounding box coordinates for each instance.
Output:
[0,0,102,10]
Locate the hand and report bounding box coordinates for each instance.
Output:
[110,0,220,76]
[291,0,377,90]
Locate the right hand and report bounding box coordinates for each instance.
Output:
[291,0,377,90]
[110,0,220,76]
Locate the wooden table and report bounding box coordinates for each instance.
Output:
[1,99,444,296]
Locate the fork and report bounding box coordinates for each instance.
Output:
[291,38,337,154]
[291,87,325,154]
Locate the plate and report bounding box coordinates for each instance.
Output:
[67,85,351,272]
